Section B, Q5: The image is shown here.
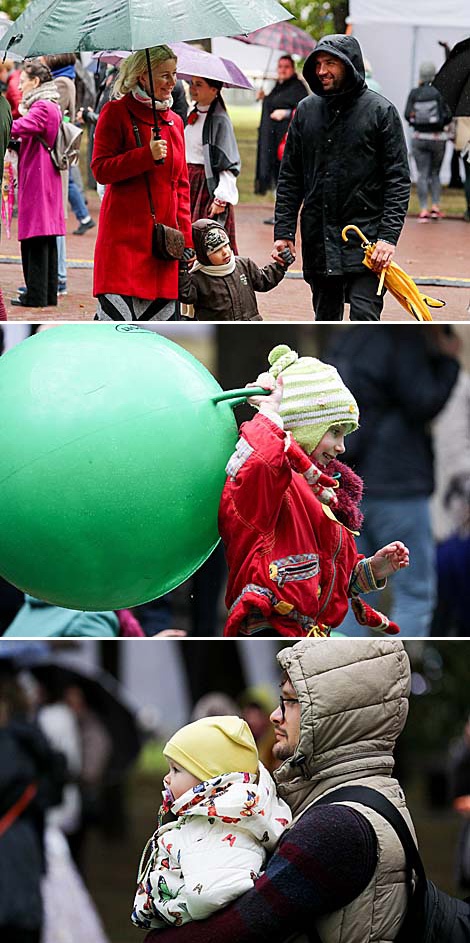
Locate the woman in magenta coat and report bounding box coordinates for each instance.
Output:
[92,45,193,321]
[10,59,65,308]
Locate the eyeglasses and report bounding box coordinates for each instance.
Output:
[279,695,300,720]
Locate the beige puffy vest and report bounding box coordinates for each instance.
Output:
[274,639,415,943]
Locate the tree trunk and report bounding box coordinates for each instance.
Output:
[333,0,349,34]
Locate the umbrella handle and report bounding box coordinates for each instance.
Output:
[212,387,271,409]
[145,48,164,165]
[342,224,371,247]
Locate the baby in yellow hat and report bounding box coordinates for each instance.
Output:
[131,715,291,930]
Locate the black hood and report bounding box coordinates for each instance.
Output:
[192,218,228,265]
[303,34,366,99]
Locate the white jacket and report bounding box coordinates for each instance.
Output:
[131,763,291,930]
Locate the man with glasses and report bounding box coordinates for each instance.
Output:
[145,638,415,943]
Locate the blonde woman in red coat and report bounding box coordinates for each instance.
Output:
[92,46,193,321]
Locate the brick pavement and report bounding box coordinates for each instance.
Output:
[1,192,469,321]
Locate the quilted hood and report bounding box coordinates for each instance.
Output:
[274,639,410,815]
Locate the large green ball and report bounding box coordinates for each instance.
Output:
[0,325,238,610]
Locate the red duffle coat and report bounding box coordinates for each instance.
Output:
[92,94,192,300]
[219,414,365,637]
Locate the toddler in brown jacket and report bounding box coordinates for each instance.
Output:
[178,218,293,321]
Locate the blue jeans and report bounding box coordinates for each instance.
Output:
[68,175,88,223]
[338,496,436,637]
[56,235,66,282]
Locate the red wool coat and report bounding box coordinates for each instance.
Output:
[92,94,193,300]
[219,414,364,637]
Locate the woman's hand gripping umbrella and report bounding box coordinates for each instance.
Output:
[342,225,445,322]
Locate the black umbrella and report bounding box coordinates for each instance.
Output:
[434,38,470,116]
[22,655,142,783]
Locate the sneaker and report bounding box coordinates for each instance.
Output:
[418,209,431,222]
[430,206,445,219]
[263,217,275,225]
[57,281,68,297]
[73,218,96,236]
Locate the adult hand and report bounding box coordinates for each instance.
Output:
[152,629,187,638]
[208,201,226,217]
[149,138,167,162]
[246,373,283,412]
[369,240,395,272]
[256,89,266,101]
[369,541,409,581]
[270,109,289,121]
[272,239,296,265]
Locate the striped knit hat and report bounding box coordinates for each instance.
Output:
[268,344,359,454]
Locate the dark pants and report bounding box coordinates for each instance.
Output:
[21,236,58,307]
[1,929,40,943]
[307,269,384,321]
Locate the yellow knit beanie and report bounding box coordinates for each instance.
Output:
[164,715,259,781]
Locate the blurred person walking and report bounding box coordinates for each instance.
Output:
[273,35,410,321]
[254,55,308,219]
[326,325,460,637]
[0,664,66,943]
[0,81,12,321]
[185,76,240,252]
[92,46,192,321]
[405,61,452,221]
[9,60,64,308]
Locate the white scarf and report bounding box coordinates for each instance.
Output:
[192,251,236,277]
[132,84,173,111]
[19,80,61,115]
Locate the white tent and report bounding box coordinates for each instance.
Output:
[348,0,470,113]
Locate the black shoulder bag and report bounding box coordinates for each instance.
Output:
[315,785,470,943]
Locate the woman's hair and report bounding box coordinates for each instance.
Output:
[113,45,176,98]
[42,53,76,71]
[22,59,54,85]
[198,76,226,112]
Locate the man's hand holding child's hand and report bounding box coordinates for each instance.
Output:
[370,541,410,581]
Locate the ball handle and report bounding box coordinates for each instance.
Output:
[212,387,271,409]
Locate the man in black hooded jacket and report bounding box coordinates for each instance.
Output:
[272,34,410,321]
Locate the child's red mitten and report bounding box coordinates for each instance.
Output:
[351,597,400,635]
[286,435,339,507]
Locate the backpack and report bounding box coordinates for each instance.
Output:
[408,88,449,133]
[39,120,83,171]
[316,785,470,943]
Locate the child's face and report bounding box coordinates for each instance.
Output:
[310,424,347,466]
[207,243,232,266]
[164,759,201,800]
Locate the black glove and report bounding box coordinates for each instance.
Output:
[279,247,295,267]
[183,247,196,262]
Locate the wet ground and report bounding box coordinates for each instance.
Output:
[2,192,469,322]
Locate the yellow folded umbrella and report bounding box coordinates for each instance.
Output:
[341,225,445,322]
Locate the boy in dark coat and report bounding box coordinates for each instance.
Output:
[178,218,292,321]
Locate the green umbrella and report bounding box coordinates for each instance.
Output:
[1,0,292,58]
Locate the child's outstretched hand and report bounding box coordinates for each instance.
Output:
[246,373,283,413]
[370,541,410,581]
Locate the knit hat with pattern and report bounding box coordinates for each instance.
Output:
[268,344,359,454]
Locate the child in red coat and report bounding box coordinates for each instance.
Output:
[219,344,409,637]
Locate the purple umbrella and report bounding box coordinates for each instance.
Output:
[93,42,253,89]
[235,21,316,59]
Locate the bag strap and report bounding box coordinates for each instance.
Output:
[0,782,38,838]
[131,120,157,226]
[314,785,427,888]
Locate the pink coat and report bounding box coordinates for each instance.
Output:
[11,100,65,241]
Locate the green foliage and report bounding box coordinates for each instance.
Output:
[284,0,349,39]
[1,0,28,21]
